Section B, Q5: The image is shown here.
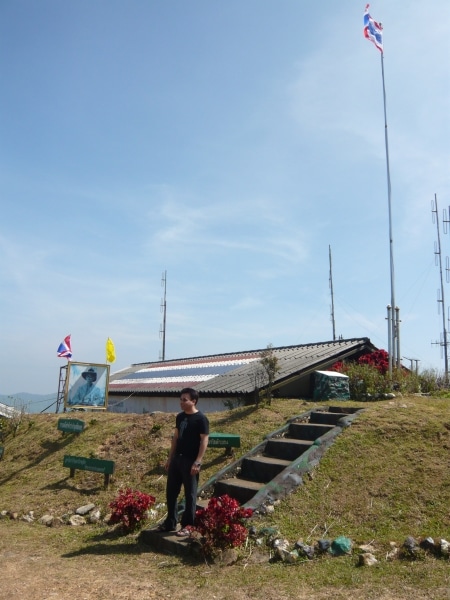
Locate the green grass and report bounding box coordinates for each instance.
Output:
[0,397,449,599]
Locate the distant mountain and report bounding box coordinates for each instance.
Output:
[0,392,57,413]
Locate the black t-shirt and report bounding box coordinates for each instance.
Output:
[175,411,209,460]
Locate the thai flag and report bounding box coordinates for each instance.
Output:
[364,4,383,52]
[57,334,72,359]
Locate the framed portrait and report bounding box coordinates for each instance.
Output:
[64,362,110,410]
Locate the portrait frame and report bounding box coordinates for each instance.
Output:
[64,362,110,411]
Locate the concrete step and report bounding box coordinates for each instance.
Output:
[196,497,209,510]
[288,422,334,441]
[214,477,264,504]
[139,527,196,557]
[309,411,351,426]
[240,455,291,483]
[265,438,314,461]
[328,406,360,414]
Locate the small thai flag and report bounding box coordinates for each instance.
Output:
[57,334,72,359]
[364,4,383,53]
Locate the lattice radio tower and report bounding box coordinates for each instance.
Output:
[159,270,167,361]
[431,194,449,381]
[329,245,336,340]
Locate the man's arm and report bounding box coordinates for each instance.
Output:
[164,428,178,471]
[192,433,209,471]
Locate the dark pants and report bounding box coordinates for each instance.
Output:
[165,455,199,529]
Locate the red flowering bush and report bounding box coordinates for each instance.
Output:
[358,349,389,374]
[331,360,344,372]
[332,350,427,398]
[109,487,155,532]
[193,494,253,557]
[332,350,390,375]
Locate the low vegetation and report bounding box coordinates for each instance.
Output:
[331,351,449,399]
[0,396,449,599]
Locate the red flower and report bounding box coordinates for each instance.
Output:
[193,494,253,556]
[358,349,389,374]
[109,488,155,532]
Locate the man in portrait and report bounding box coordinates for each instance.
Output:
[68,367,104,406]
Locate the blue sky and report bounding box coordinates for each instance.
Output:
[1,1,449,399]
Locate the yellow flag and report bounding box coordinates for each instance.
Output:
[106,338,116,363]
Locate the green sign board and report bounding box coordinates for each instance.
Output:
[58,418,85,434]
[63,455,115,475]
[208,433,241,448]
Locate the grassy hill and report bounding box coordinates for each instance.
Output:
[0,397,449,600]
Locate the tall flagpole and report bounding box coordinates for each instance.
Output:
[380,50,396,374]
[364,4,398,374]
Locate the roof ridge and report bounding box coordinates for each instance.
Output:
[129,338,370,368]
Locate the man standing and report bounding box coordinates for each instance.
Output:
[158,388,209,536]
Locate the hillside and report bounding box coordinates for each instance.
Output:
[0,397,449,600]
[0,392,56,413]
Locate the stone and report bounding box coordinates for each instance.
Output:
[317,539,331,552]
[68,514,87,526]
[359,552,378,566]
[76,503,96,515]
[358,542,376,553]
[244,548,269,564]
[402,536,418,555]
[276,548,298,563]
[401,536,425,559]
[386,545,399,561]
[272,538,290,552]
[419,536,435,550]
[258,526,279,538]
[248,526,258,537]
[295,541,315,559]
[330,536,352,556]
[88,509,102,524]
[39,514,54,527]
[212,548,239,566]
[21,514,34,523]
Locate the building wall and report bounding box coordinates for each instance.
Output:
[107,395,240,414]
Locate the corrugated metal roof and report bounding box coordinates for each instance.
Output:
[109,337,376,396]
[0,402,21,419]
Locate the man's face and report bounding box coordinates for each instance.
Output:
[180,393,195,410]
[85,374,95,384]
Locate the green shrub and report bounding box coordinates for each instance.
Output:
[417,368,448,394]
[342,363,389,399]
[333,363,420,399]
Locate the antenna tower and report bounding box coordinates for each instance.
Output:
[159,270,167,361]
[329,245,336,340]
[432,194,449,381]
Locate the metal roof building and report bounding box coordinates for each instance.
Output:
[108,337,377,413]
[0,402,21,419]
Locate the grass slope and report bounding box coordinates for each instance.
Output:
[0,397,449,600]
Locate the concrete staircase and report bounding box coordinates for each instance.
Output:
[140,404,363,554]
